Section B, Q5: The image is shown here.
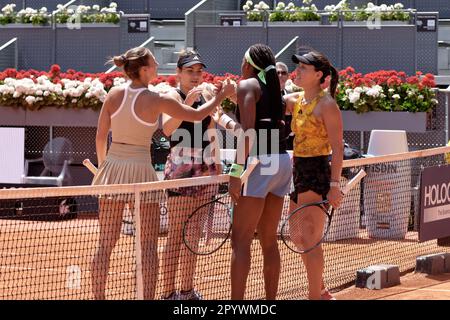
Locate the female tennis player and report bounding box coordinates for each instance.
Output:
[284,50,343,300]
[91,46,234,300]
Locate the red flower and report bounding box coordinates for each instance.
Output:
[420,76,435,88]
[50,64,61,75]
[387,76,402,86]
[4,68,17,78]
[397,71,406,79]
[166,75,177,87]
[104,80,113,88]
[407,76,419,85]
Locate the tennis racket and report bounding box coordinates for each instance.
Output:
[182,160,259,256]
[281,169,366,254]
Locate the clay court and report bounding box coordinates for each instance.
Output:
[0,215,449,300]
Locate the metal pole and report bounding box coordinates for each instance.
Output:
[360,131,364,154]
[49,126,53,154]
[134,188,144,300]
[339,10,344,70]
[446,90,449,144]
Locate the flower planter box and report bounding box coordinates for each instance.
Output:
[55,23,119,28]
[0,24,51,28]
[341,110,430,132]
[0,106,26,126]
[329,20,410,26]
[0,106,99,127]
[246,21,264,26]
[269,21,320,26]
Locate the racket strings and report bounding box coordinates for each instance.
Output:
[183,199,232,255]
[283,205,331,253]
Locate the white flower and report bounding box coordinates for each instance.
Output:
[149,82,174,94]
[2,4,16,15]
[93,5,100,11]
[418,95,424,100]
[40,7,47,14]
[243,5,250,11]
[354,87,364,94]
[109,2,118,9]
[44,91,50,97]
[13,92,21,98]
[25,96,36,105]
[394,3,404,10]
[392,94,400,99]
[277,2,286,9]
[72,99,78,103]
[302,0,312,5]
[388,88,395,93]
[246,1,253,6]
[366,86,381,98]
[407,91,415,97]
[431,98,438,104]
[349,91,361,104]
[35,90,43,96]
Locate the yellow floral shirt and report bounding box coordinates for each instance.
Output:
[292,91,331,157]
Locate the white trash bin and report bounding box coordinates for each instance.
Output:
[363,130,411,239]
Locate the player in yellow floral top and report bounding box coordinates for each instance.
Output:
[284,50,343,300]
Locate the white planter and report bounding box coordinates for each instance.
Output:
[0,106,26,126]
[330,20,410,26]
[0,23,51,28]
[269,21,320,26]
[0,106,99,127]
[341,110,429,132]
[56,23,119,28]
[245,21,264,26]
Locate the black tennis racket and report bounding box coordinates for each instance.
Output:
[182,160,259,255]
[281,169,366,254]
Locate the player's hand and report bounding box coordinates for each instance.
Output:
[327,186,343,208]
[211,106,224,123]
[229,176,241,205]
[184,87,204,106]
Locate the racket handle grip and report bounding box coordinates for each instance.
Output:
[83,159,98,175]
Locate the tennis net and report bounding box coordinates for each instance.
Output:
[0,147,449,299]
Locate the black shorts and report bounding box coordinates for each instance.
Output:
[290,156,331,203]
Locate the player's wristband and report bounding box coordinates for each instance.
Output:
[330,181,340,188]
[229,164,244,178]
[218,114,234,129]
